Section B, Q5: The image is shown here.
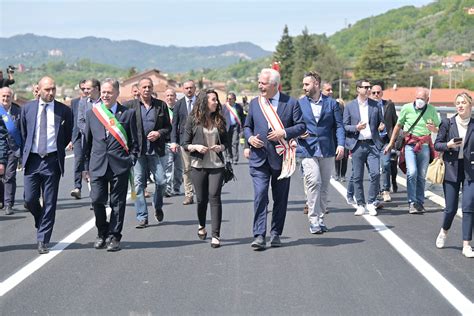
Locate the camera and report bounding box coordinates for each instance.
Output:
[7,65,16,74]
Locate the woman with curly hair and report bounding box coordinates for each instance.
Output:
[183,89,229,248]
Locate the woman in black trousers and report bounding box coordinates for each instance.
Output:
[183,89,228,248]
[434,92,473,258]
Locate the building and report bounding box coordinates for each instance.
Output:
[382,87,474,107]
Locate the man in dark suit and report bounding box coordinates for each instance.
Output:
[222,92,245,164]
[343,79,384,217]
[170,80,196,205]
[125,77,171,228]
[244,68,305,250]
[84,79,139,252]
[297,72,345,234]
[20,76,73,254]
[0,87,22,215]
[370,84,399,201]
[68,79,86,199]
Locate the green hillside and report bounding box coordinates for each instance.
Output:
[329,0,474,62]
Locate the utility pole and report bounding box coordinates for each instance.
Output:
[339,78,342,99]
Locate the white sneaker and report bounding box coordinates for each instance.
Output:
[367,203,378,216]
[354,205,366,216]
[435,230,447,249]
[462,245,474,258]
[382,191,391,202]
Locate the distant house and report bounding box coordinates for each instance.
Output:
[441,54,472,69]
[382,87,474,107]
[119,69,180,103]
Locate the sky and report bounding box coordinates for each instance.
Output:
[0,0,435,51]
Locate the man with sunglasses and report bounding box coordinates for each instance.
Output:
[343,79,385,216]
[370,85,399,202]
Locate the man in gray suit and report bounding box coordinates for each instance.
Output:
[84,79,139,252]
[343,79,384,216]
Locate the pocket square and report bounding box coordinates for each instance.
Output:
[61,120,65,125]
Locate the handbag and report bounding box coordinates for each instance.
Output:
[426,153,445,184]
[217,133,236,184]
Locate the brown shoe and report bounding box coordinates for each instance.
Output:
[182,196,194,205]
[303,203,309,214]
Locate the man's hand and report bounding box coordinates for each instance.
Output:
[249,134,264,148]
[66,141,73,151]
[378,122,385,132]
[335,146,345,160]
[0,164,4,176]
[147,131,161,142]
[300,131,310,139]
[356,121,367,131]
[170,143,179,153]
[244,148,251,159]
[267,129,285,141]
[426,122,438,133]
[82,171,90,182]
[384,143,394,155]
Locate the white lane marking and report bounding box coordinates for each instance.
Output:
[331,179,474,316]
[1,151,132,297]
[396,176,462,218]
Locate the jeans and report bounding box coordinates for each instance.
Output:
[405,144,430,205]
[380,146,391,192]
[352,141,380,205]
[134,154,167,221]
[164,143,183,194]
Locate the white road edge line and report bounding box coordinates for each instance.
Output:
[330,178,474,316]
[1,152,132,297]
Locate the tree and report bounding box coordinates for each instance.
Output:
[311,46,346,85]
[127,67,138,78]
[355,38,405,88]
[396,63,441,88]
[273,25,294,93]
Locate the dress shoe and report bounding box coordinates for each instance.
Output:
[106,238,121,252]
[38,241,49,254]
[94,237,106,249]
[414,202,426,213]
[270,235,281,247]
[135,219,148,229]
[309,223,323,234]
[211,237,221,248]
[251,235,266,250]
[4,206,14,215]
[154,208,164,222]
[198,227,207,240]
[70,188,81,199]
[182,196,194,205]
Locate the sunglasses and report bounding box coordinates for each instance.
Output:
[359,86,371,90]
[371,91,381,95]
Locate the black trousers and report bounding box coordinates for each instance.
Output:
[0,150,19,207]
[191,167,224,238]
[72,135,84,190]
[90,167,128,241]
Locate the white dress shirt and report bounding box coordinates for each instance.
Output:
[357,98,372,140]
[32,99,57,154]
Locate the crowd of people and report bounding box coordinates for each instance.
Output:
[0,68,472,258]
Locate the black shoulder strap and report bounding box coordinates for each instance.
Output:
[407,105,428,133]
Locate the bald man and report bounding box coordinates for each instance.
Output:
[21,76,73,254]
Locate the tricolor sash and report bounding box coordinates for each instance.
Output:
[257,96,296,179]
[225,103,241,127]
[0,106,21,148]
[92,102,136,199]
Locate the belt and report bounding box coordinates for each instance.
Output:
[32,151,58,158]
[358,139,374,144]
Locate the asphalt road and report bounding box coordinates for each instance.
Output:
[0,153,473,315]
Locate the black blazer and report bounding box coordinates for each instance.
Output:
[434,115,474,182]
[182,115,229,161]
[222,103,245,132]
[70,97,82,143]
[84,103,139,177]
[171,97,193,145]
[20,99,73,175]
[125,98,171,157]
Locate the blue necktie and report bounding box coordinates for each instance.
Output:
[38,103,48,158]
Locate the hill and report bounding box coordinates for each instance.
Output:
[328,0,474,62]
[0,34,272,73]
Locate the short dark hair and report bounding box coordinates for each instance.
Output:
[303,71,321,84]
[88,78,101,91]
[355,79,370,88]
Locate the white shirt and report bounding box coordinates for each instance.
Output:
[309,94,323,123]
[268,91,280,112]
[357,98,372,140]
[32,99,57,154]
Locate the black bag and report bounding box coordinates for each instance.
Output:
[394,105,427,151]
[223,160,236,184]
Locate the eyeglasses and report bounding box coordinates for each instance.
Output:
[359,86,371,90]
[371,91,381,95]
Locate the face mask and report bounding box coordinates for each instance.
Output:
[415,98,426,109]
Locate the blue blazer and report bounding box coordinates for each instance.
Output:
[296,95,345,158]
[434,115,474,182]
[171,97,192,145]
[20,99,73,175]
[244,93,305,170]
[343,98,384,151]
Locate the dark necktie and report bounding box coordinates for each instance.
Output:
[38,103,48,158]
